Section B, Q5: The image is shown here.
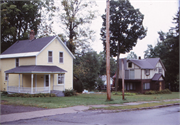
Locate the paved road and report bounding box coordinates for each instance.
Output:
[2,105,180,125]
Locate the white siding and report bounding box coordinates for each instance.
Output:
[134,69,141,79]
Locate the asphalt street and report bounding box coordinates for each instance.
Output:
[2,105,180,125]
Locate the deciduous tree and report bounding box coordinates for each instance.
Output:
[144,9,179,91]
[73,51,101,91]
[1,0,56,53]
[127,51,137,59]
[101,0,147,91]
[57,0,98,54]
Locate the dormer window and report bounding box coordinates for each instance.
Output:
[128,62,132,68]
[145,69,150,76]
[16,58,19,67]
[48,51,53,63]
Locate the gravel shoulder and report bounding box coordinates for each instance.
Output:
[1,104,47,115]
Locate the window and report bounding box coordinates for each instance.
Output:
[125,83,136,90]
[59,52,63,63]
[16,58,19,67]
[143,83,150,90]
[145,69,150,76]
[48,51,53,63]
[128,62,132,68]
[58,74,64,84]
[159,68,162,73]
[5,73,9,81]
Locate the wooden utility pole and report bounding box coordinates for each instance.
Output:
[121,59,125,100]
[106,0,111,100]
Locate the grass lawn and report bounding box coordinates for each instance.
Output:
[1,92,179,109]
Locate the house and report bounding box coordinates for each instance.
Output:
[0,30,75,94]
[115,58,166,93]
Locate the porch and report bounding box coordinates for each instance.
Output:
[5,65,66,94]
[7,86,49,94]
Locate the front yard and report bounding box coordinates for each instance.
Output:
[1,92,179,109]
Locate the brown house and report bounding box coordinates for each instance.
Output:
[115,58,166,93]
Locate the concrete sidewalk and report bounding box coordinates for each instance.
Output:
[1,99,180,123]
[0,106,90,123]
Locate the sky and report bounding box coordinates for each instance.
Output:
[90,0,179,59]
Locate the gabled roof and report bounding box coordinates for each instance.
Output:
[127,58,165,70]
[152,73,164,81]
[5,65,66,74]
[0,36,75,59]
[1,36,56,55]
[119,58,166,71]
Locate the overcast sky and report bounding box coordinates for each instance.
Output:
[91,0,179,59]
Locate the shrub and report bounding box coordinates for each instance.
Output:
[63,89,76,96]
[1,91,8,96]
[145,89,172,95]
[145,90,156,95]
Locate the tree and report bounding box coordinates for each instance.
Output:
[144,9,179,91]
[57,0,98,54]
[98,51,116,77]
[127,51,137,59]
[101,0,147,91]
[1,0,55,53]
[37,0,56,38]
[73,51,101,91]
[1,1,41,53]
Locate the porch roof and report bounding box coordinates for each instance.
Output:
[152,73,164,81]
[5,65,67,74]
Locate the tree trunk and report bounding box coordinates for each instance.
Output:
[115,41,120,92]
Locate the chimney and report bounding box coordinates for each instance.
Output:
[29,30,35,40]
[139,56,141,60]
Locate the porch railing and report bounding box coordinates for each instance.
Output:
[7,86,49,94]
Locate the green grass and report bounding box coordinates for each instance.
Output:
[1,92,179,109]
[91,101,180,110]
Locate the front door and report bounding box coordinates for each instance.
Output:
[44,75,49,87]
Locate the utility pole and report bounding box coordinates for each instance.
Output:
[122,59,125,100]
[106,0,111,100]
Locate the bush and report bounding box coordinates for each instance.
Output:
[1,91,8,96]
[145,89,171,95]
[63,89,76,96]
[7,93,56,98]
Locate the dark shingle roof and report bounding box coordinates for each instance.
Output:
[152,73,163,81]
[128,58,160,69]
[5,65,66,74]
[2,36,56,55]
[119,58,165,70]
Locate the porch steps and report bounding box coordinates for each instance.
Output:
[51,90,64,97]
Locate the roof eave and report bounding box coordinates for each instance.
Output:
[0,52,38,59]
[5,71,66,74]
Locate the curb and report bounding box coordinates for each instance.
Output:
[90,103,180,113]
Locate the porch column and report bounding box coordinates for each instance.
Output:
[7,73,9,92]
[49,74,51,93]
[31,74,34,94]
[53,74,54,90]
[19,74,20,92]
[35,74,37,92]
[22,74,23,87]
